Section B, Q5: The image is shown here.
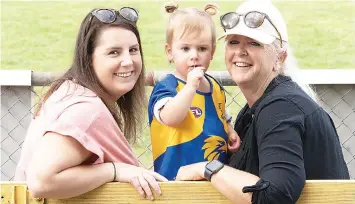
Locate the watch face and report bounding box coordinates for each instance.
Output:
[207,160,223,171]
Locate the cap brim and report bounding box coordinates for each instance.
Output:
[218,26,276,45]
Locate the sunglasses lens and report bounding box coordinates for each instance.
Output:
[245,12,264,28]
[95,9,116,23]
[221,13,239,29]
[120,7,139,22]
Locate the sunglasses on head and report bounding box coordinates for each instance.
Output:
[87,7,139,31]
[220,11,283,48]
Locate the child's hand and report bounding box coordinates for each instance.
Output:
[228,124,241,152]
[186,67,205,89]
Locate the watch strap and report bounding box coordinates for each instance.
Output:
[204,160,224,181]
[204,166,214,181]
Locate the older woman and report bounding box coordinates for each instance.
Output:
[175,1,349,204]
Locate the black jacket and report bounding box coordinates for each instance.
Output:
[228,75,349,204]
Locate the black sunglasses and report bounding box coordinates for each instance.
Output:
[220,11,283,48]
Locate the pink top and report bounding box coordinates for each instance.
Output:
[14,81,139,181]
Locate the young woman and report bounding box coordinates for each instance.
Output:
[15,7,167,200]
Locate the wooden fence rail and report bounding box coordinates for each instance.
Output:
[1,181,355,204]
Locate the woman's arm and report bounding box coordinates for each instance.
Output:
[211,165,259,203]
[175,162,259,204]
[27,132,167,199]
[26,132,113,199]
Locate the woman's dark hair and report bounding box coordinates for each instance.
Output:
[34,8,146,143]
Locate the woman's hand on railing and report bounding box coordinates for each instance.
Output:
[114,163,168,200]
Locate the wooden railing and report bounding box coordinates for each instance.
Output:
[1,181,355,204]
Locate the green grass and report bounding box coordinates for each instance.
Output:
[2,1,355,71]
[2,1,355,166]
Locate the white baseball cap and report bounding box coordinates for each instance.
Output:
[218,0,288,44]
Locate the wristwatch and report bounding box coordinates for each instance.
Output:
[204,160,224,181]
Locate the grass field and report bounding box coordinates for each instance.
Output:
[2,1,355,71]
[2,0,355,167]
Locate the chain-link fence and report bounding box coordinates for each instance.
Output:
[1,75,355,181]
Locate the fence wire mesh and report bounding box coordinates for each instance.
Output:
[1,84,355,181]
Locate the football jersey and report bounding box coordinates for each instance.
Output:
[148,74,228,180]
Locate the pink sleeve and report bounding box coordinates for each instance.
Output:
[44,101,105,163]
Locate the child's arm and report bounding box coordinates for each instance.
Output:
[227,123,240,152]
[226,111,240,152]
[159,67,204,126]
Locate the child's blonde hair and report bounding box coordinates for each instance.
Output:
[165,2,218,47]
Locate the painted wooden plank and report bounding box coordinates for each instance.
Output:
[1,181,355,204]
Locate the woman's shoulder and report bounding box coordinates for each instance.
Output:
[260,81,320,116]
[48,80,97,102]
[37,81,120,140]
[42,80,111,120]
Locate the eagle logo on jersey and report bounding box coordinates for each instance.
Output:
[202,135,227,160]
[190,107,203,118]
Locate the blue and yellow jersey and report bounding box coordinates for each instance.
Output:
[148,74,228,180]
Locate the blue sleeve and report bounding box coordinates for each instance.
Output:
[148,77,178,124]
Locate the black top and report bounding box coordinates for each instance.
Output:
[228,75,349,204]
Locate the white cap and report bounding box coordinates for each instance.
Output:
[218,0,288,44]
